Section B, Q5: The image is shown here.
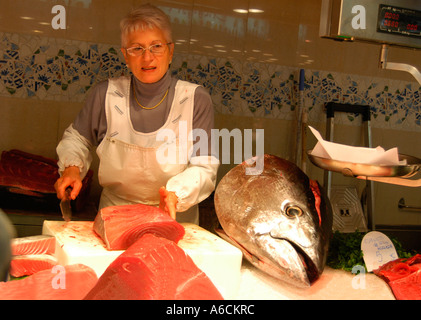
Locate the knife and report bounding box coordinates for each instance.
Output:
[60,187,72,222]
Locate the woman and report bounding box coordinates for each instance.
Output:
[55,4,219,223]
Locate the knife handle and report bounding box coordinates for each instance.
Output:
[64,187,72,201]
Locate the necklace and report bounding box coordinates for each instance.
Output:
[133,86,169,110]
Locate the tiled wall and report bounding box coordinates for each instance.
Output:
[1,31,421,129]
[1,0,421,227]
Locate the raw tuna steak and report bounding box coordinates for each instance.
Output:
[84,234,223,300]
[0,264,97,300]
[387,269,421,300]
[0,149,93,211]
[11,235,55,256]
[374,254,421,300]
[9,254,58,278]
[0,149,59,194]
[93,203,185,250]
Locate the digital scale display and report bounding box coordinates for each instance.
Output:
[378,4,421,38]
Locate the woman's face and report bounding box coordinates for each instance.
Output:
[121,27,174,84]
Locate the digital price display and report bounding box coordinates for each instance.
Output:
[378,4,421,38]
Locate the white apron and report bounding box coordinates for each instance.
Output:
[96,76,199,224]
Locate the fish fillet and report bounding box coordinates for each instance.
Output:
[0,149,59,194]
[11,235,55,256]
[0,264,97,300]
[9,254,58,278]
[93,203,185,250]
[84,234,224,300]
[0,149,93,210]
[388,269,421,300]
[374,254,421,300]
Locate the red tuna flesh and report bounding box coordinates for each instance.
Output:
[374,254,421,282]
[0,149,93,210]
[11,235,55,256]
[386,269,421,300]
[0,149,59,194]
[374,254,421,300]
[9,254,58,278]
[0,264,98,300]
[93,203,185,250]
[84,234,224,300]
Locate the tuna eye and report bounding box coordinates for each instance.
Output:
[285,206,303,218]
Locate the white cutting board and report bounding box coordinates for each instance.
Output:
[42,220,242,299]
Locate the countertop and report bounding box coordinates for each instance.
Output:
[236,260,395,300]
[41,220,395,300]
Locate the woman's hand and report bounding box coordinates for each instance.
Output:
[159,187,178,220]
[54,166,82,200]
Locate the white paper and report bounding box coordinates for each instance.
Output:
[361,231,398,272]
[309,126,404,165]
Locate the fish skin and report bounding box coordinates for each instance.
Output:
[214,154,333,287]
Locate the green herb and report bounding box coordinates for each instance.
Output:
[326,231,416,272]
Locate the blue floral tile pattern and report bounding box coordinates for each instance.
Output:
[0,33,128,101]
[1,32,420,131]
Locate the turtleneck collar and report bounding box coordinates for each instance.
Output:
[132,70,171,99]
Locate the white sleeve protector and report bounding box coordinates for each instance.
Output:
[56,124,93,179]
[166,155,220,212]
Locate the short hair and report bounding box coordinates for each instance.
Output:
[120,4,173,48]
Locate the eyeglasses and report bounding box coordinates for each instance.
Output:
[125,43,172,57]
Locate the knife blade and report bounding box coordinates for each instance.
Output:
[60,187,72,222]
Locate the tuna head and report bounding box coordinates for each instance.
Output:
[214,154,333,287]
